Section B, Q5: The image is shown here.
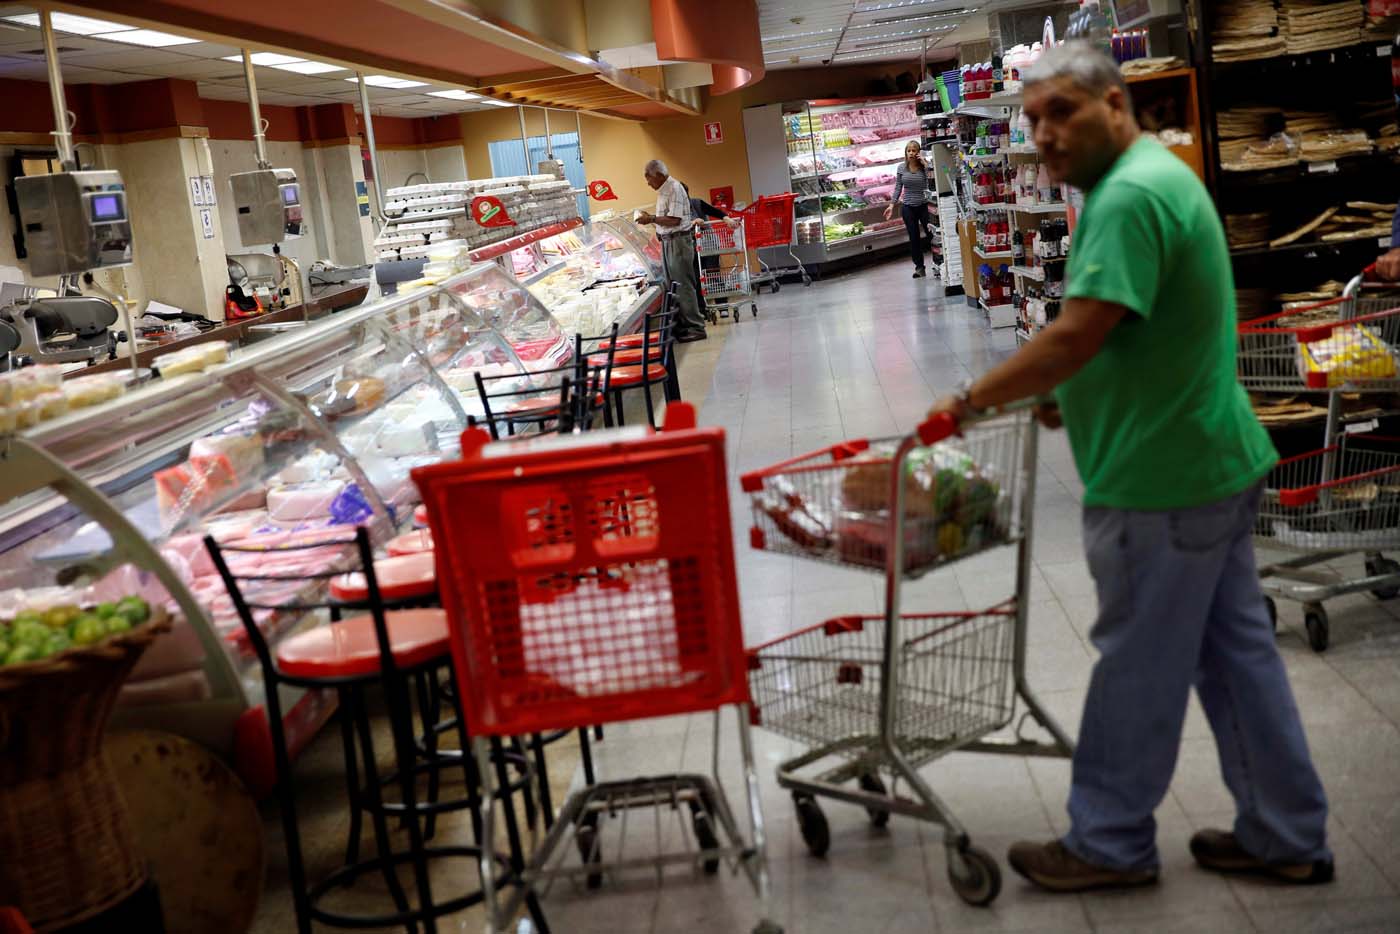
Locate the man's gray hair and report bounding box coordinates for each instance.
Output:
[644,158,669,177]
[1023,40,1131,105]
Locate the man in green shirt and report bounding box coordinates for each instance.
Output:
[932,43,1332,892]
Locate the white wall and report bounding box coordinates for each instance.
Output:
[426,144,468,182]
[377,148,430,194]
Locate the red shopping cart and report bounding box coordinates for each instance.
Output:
[732,193,811,292]
[411,403,780,934]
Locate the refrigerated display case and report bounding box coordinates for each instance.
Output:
[0,265,555,794]
[749,96,919,269]
[518,216,664,338]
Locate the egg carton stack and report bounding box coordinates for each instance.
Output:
[467,175,579,251]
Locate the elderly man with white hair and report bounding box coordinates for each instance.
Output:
[930,41,1333,894]
[636,158,707,342]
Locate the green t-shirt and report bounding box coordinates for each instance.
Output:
[1054,137,1276,510]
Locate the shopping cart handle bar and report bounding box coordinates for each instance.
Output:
[738,438,871,492]
[917,412,959,445]
[1277,460,1400,507]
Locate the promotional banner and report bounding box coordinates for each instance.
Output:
[588,180,618,201]
[471,195,515,227]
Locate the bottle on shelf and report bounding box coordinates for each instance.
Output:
[992,53,1004,93]
[1012,228,1025,263]
[1036,163,1053,204]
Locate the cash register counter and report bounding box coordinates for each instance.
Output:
[74,281,369,378]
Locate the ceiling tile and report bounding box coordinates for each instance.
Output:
[58,48,191,69]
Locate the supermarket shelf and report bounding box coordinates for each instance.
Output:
[957,90,1023,117]
[1009,202,1068,215]
[963,151,1007,162]
[1210,40,1393,76]
[980,297,1018,329]
[382,207,466,225]
[972,202,1012,212]
[1007,145,1039,155]
[974,248,1013,261]
[823,226,906,252]
[1009,265,1044,281]
[468,217,584,262]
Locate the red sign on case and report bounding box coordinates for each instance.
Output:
[588,180,618,201]
[471,195,515,228]
[704,121,723,145]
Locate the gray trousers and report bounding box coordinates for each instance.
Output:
[1066,482,1330,871]
[660,232,707,335]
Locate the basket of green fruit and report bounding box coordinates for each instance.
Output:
[0,595,171,931]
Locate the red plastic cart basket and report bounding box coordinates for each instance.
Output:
[734,193,799,250]
[411,404,751,737]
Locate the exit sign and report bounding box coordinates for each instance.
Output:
[704,121,723,145]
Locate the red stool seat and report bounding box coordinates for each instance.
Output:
[276,608,449,679]
[609,363,669,387]
[388,528,434,556]
[329,551,438,603]
[413,504,428,527]
[593,333,647,352]
[504,393,605,416]
[587,347,660,368]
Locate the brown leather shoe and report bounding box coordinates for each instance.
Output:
[1189,829,1335,885]
[1007,840,1158,892]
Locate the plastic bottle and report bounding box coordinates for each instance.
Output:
[1015,111,1032,149]
[1036,163,1053,203]
[1012,228,1025,262]
[992,53,1005,93]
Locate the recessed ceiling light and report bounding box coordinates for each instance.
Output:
[346,74,426,89]
[101,28,199,47]
[428,89,479,100]
[222,52,302,66]
[273,60,344,75]
[476,98,517,107]
[2,12,130,35]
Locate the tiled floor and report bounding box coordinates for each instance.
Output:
[251,257,1400,932]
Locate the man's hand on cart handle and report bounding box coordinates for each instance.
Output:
[1035,401,1063,429]
[1376,252,1400,282]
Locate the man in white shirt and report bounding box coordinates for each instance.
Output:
[636,159,707,342]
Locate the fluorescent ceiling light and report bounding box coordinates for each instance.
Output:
[100,28,199,47]
[763,40,837,54]
[2,12,129,35]
[476,98,517,107]
[274,60,344,74]
[346,74,426,89]
[762,26,842,43]
[223,52,301,66]
[428,89,479,100]
[854,0,960,11]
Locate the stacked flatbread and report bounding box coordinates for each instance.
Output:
[1298,129,1375,161]
[1279,0,1364,54]
[1214,34,1288,61]
[1278,280,1345,318]
[1268,201,1396,248]
[1220,107,1281,139]
[1120,56,1186,76]
[1284,110,1341,135]
[1226,212,1272,249]
[1223,133,1300,172]
[1217,107,1290,169]
[1211,0,1286,61]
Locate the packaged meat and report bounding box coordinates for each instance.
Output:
[266,481,344,521]
[375,421,438,456]
[190,432,265,479]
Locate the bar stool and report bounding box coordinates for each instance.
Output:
[474,356,608,440]
[591,283,682,404]
[601,300,679,429]
[205,528,549,934]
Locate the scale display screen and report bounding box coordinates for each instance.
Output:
[89,193,124,222]
[281,184,300,205]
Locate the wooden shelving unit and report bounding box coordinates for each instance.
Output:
[1127,67,1206,181]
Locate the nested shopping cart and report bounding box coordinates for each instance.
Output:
[1239,265,1400,651]
[739,404,1073,906]
[694,218,758,323]
[732,193,811,292]
[411,403,781,934]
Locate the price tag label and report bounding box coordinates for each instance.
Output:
[1378,44,1393,57]
[1347,419,1380,435]
[1382,237,1394,249]
[1306,161,1338,174]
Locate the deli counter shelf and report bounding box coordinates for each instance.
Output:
[0,262,570,795]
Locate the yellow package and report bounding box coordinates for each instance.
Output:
[1298,324,1397,387]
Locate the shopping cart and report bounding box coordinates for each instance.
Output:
[694,219,759,324]
[732,193,811,293]
[739,403,1073,906]
[411,403,781,934]
[1240,265,1400,651]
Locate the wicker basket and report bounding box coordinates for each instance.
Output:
[0,610,172,932]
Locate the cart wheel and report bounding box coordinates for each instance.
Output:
[751,922,785,934]
[773,281,781,294]
[692,811,721,874]
[576,814,604,889]
[1365,557,1400,599]
[947,844,1002,907]
[1304,605,1330,653]
[794,794,829,858]
[857,772,890,828]
[802,275,812,287]
[1264,596,1278,633]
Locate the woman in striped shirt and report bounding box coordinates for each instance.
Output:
[884,140,932,278]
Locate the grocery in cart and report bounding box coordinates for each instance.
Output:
[411,403,781,934]
[732,193,811,292]
[694,218,759,323]
[740,404,1073,906]
[1240,266,1400,652]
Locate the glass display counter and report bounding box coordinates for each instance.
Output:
[0,264,548,792]
[518,215,664,338]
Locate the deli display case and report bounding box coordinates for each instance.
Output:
[0,264,558,794]
[511,214,665,339]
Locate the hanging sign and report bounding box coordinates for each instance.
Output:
[471,195,515,228]
[588,180,618,201]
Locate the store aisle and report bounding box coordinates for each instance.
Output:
[549,258,1400,933]
[249,259,1400,933]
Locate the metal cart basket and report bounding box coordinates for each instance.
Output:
[739,405,1073,907]
[694,219,759,323]
[733,193,811,292]
[1242,267,1400,651]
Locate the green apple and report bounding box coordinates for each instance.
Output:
[71,615,107,646]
